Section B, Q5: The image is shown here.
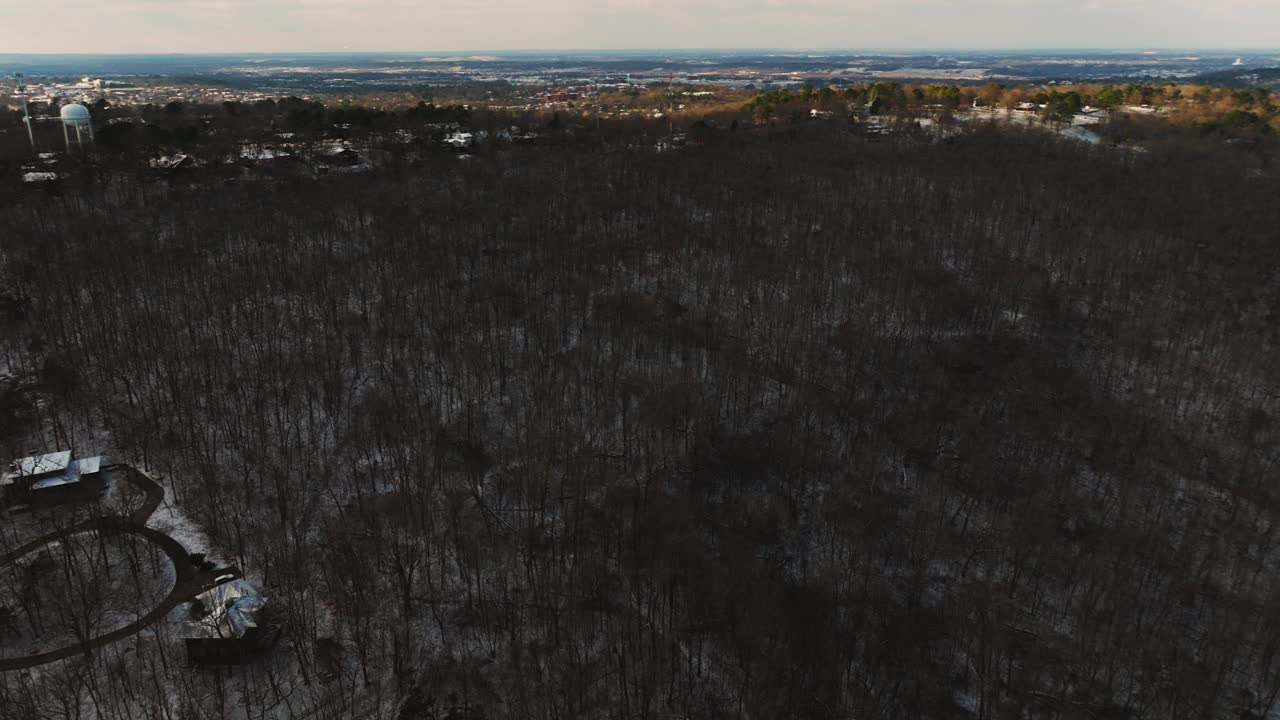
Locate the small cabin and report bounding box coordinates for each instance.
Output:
[1,451,106,508]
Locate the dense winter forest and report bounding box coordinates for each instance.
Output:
[1,116,1279,720]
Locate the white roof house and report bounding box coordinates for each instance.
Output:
[2,451,103,488]
[2,451,72,484]
[443,132,473,148]
[31,456,103,490]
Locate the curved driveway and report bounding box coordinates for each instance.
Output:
[0,465,240,671]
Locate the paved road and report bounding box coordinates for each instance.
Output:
[0,466,161,567]
[0,466,240,672]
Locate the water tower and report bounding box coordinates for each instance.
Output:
[60,103,94,152]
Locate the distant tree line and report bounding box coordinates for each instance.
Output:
[3,78,1278,173]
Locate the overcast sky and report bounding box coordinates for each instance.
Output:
[2,0,1277,53]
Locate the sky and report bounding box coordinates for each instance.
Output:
[1,0,1277,53]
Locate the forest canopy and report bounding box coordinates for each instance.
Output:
[1,116,1279,720]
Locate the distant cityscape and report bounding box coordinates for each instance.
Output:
[2,49,1279,109]
[4,75,277,109]
[3,48,1277,185]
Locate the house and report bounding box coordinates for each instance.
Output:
[443,131,473,149]
[191,579,265,638]
[185,579,273,667]
[1,451,106,508]
[5,451,72,485]
[1072,107,1109,125]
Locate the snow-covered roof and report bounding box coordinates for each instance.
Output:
[193,579,265,639]
[30,474,75,490]
[72,456,102,476]
[22,172,59,184]
[443,132,473,147]
[26,455,103,490]
[3,451,72,484]
[5,452,105,489]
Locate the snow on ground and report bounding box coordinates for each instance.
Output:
[1057,125,1103,145]
[0,531,174,658]
[146,494,223,564]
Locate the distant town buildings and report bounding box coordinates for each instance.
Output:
[5,76,277,114]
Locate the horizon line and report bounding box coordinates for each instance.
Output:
[3,47,1280,56]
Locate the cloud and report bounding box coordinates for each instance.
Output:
[1,0,1276,52]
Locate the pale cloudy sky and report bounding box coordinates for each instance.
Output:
[1,0,1276,53]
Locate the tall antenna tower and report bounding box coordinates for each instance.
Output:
[15,73,36,154]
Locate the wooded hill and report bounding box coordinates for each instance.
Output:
[1,121,1279,720]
